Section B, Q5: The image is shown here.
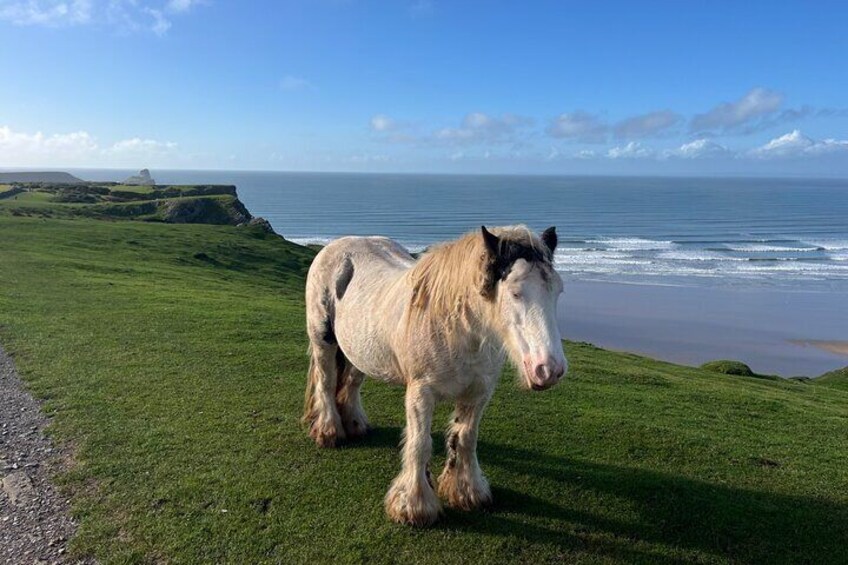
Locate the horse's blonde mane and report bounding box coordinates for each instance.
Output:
[406,225,547,339]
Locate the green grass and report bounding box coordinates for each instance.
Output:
[816,367,848,391]
[0,189,55,203]
[109,184,157,193]
[1,214,847,563]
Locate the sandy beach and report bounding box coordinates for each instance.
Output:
[790,340,848,357]
[560,281,848,377]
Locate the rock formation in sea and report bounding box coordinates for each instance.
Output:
[123,169,156,186]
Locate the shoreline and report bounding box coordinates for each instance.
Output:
[559,279,848,377]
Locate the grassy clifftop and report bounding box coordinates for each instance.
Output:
[0,212,847,563]
[0,182,259,228]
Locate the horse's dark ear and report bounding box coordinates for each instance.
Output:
[541,226,558,254]
[480,226,499,299]
[481,226,499,256]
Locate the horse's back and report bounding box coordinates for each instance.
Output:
[308,236,414,287]
[306,236,413,339]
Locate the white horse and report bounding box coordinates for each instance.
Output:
[303,225,567,526]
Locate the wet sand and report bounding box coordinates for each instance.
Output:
[558,281,848,377]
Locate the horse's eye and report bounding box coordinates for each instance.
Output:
[511,291,521,299]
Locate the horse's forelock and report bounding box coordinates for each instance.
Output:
[410,226,551,313]
[485,227,553,288]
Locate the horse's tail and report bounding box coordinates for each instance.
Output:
[302,343,318,425]
[303,243,355,425]
[302,343,350,425]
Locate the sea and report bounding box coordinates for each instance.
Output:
[78,170,848,291]
[73,169,848,375]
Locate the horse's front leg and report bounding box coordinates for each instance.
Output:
[437,396,493,510]
[385,383,441,526]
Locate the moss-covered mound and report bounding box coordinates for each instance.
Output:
[700,360,782,381]
[701,360,755,376]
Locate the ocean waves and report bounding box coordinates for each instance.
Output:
[289,234,848,287]
[550,236,848,285]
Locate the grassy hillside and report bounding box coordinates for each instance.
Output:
[1,214,847,563]
[816,367,848,391]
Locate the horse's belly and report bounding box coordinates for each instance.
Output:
[335,310,405,385]
[338,334,403,384]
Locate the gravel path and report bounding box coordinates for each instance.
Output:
[0,345,88,564]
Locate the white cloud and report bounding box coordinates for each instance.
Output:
[166,0,200,13]
[749,130,848,159]
[0,0,92,26]
[614,110,682,139]
[370,114,396,132]
[691,87,784,133]
[433,112,532,145]
[0,0,204,34]
[0,126,99,165]
[607,141,654,159]
[144,7,170,35]
[424,112,533,144]
[573,149,599,160]
[546,112,607,143]
[108,137,177,154]
[667,138,733,159]
[0,125,181,166]
[279,75,313,91]
[346,153,391,165]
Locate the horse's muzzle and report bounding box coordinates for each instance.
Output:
[524,356,566,390]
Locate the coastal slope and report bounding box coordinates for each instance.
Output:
[0,201,846,563]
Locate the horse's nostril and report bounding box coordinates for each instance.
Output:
[554,362,565,379]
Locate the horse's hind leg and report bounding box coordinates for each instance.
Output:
[336,365,371,440]
[303,342,346,448]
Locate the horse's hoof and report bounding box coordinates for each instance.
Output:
[343,419,372,440]
[309,421,345,448]
[385,482,441,527]
[437,469,493,511]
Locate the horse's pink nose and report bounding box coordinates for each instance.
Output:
[526,356,565,390]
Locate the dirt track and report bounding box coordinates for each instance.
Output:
[0,345,87,564]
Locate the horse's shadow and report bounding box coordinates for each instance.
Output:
[340,425,404,450]
[351,431,847,563]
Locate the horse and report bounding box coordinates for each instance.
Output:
[303,225,567,526]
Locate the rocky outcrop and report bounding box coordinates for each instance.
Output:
[159,196,252,225]
[243,217,276,234]
[123,169,155,186]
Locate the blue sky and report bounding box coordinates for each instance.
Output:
[2,0,848,175]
